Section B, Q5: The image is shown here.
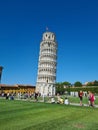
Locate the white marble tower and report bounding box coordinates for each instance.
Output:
[36,31,57,96]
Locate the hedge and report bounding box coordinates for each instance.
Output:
[65,86,98,94]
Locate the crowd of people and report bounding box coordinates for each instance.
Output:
[51,94,69,105]
[0,91,96,107]
[0,92,39,101]
[51,91,96,107]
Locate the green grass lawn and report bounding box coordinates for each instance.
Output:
[0,99,98,130]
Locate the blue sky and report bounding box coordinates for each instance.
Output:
[0,0,98,85]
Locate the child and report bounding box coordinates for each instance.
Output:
[64,97,69,105]
[51,97,55,103]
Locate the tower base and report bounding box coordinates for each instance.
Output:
[36,83,55,96]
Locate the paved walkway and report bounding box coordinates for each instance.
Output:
[15,98,98,108]
[70,103,98,108]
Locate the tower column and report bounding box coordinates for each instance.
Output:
[36,31,57,96]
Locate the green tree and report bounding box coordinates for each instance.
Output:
[55,82,65,94]
[93,80,98,86]
[86,82,93,86]
[55,81,71,94]
[62,81,71,87]
[74,81,82,87]
[86,80,98,86]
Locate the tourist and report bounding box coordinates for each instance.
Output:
[78,90,84,106]
[64,97,69,105]
[51,97,55,103]
[57,96,64,104]
[34,92,38,101]
[59,97,64,104]
[89,91,95,107]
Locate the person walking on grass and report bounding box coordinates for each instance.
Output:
[34,92,38,102]
[87,91,91,106]
[78,90,84,106]
[88,91,95,107]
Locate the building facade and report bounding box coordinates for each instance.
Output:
[36,31,57,96]
[0,84,35,94]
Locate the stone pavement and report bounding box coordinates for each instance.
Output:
[70,103,98,108]
[15,98,98,108]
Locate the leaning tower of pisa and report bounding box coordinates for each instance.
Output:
[36,31,57,96]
